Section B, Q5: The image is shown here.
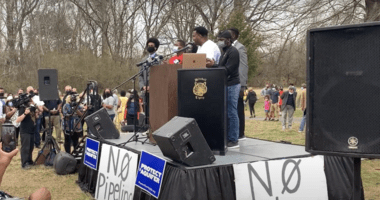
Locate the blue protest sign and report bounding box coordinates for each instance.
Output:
[135,151,166,198]
[83,137,100,170]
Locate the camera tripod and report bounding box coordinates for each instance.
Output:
[34,112,61,165]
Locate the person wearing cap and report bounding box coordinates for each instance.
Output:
[206,30,240,148]
[193,26,221,64]
[299,83,307,133]
[280,86,297,130]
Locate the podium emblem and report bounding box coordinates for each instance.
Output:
[193,78,207,100]
[348,136,358,149]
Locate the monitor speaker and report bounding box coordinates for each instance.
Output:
[38,69,59,101]
[84,108,120,139]
[306,22,380,158]
[153,116,216,167]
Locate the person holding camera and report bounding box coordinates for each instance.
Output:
[15,86,43,169]
[62,90,85,153]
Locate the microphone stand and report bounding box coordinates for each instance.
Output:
[116,59,159,146]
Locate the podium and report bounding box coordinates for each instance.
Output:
[178,68,227,155]
[149,64,182,132]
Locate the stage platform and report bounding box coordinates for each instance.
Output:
[106,133,311,169]
[77,132,361,200]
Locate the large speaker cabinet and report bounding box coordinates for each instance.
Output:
[306,22,380,158]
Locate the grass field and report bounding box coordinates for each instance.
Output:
[0,88,379,199]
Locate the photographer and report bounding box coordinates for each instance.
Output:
[15,86,43,169]
[62,92,85,153]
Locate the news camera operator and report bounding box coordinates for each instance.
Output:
[62,91,85,153]
[15,86,43,169]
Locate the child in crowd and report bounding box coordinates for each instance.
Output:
[264,95,271,121]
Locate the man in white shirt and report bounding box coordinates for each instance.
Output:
[192,26,221,64]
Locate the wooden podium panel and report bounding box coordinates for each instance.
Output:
[149,64,182,132]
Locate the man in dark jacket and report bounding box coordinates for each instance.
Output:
[280,86,297,130]
[229,28,248,140]
[206,30,240,148]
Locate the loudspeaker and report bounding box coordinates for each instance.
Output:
[306,22,380,158]
[84,108,120,139]
[53,151,77,175]
[153,116,216,167]
[178,68,227,155]
[38,69,59,101]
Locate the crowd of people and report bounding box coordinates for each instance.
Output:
[251,83,307,132]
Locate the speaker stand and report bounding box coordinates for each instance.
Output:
[352,157,362,200]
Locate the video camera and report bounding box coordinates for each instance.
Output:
[11,93,36,112]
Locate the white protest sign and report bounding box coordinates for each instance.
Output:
[233,156,328,200]
[95,144,139,200]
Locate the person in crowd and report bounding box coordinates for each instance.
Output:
[245,87,257,118]
[264,95,271,121]
[299,83,307,133]
[169,40,186,64]
[112,89,120,122]
[32,89,44,148]
[117,90,128,126]
[62,90,85,153]
[281,86,297,130]
[206,30,240,148]
[270,86,280,121]
[15,86,43,169]
[229,27,248,140]
[260,83,273,97]
[278,86,284,116]
[193,26,221,64]
[43,97,62,143]
[125,90,143,126]
[0,143,51,199]
[72,88,78,94]
[139,37,162,122]
[14,88,24,142]
[102,88,116,121]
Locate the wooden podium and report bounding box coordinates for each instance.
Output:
[149,64,182,132]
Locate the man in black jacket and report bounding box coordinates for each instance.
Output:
[206,30,240,148]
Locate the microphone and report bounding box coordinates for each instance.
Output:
[176,44,192,53]
[136,55,164,67]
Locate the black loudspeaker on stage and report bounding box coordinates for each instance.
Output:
[85,108,120,139]
[153,116,215,167]
[306,22,380,158]
[38,69,59,101]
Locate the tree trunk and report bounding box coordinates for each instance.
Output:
[365,0,380,21]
